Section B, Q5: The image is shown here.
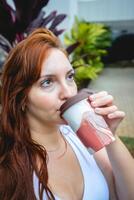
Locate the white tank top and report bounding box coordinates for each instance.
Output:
[33,125,109,200]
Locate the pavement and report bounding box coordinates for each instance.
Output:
[88,66,134,137]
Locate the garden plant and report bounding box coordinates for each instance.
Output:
[64,17,112,88]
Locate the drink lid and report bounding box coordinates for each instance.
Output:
[60,89,93,116]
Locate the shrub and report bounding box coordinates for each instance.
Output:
[64,17,112,89]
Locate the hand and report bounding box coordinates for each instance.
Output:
[88,91,125,134]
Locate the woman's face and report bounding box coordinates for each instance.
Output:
[27,48,77,126]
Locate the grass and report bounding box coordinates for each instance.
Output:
[120,136,134,157]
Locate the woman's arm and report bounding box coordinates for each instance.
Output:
[94,148,118,200]
[94,139,134,200]
[106,135,134,200]
[89,91,134,200]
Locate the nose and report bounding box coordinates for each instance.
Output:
[59,83,76,101]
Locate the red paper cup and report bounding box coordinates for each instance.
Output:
[60,89,115,154]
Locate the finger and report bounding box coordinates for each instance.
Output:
[89,91,108,101]
[108,111,126,119]
[94,105,118,115]
[90,95,114,107]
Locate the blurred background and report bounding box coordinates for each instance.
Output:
[0,0,134,153]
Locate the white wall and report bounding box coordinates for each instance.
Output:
[44,0,78,40]
[44,0,134,35]
[7,0,134,35]
[78,0,134,21]
[7,0,134,23]
[7,0,15,9]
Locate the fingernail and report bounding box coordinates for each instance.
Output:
[95,108,100,113]
[91,101,96,106]
[90,95,95,100]
[108,113,114,118]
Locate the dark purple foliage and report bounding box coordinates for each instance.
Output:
[30,11,57,29]
[28,10,66,36]
[49,14,66,30]
[66,42,80,54]
[0,0,67,53]
[13,0,49,32]
[0,0,16,43]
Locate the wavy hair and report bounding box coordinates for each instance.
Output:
[0,28,65,200]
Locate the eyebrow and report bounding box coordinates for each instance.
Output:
[39,69,75,79]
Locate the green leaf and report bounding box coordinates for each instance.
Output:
[64,17,112,88]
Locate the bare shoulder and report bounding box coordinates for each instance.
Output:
[94,148,118,200]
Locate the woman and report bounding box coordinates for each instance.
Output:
[0,28,134,200]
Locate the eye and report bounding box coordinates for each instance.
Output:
[67,72,75,82]
[41,78,53,88]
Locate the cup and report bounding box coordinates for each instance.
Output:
[60,89,115,154]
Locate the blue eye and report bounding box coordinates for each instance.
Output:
[41,79,53,88]
[67,72,75,81]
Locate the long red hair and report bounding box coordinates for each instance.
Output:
[0,28,65,200]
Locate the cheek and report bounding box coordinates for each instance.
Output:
[28,89,56,112]
[37,97,54,111]
[74,84,78,94]
[71,84,78,97]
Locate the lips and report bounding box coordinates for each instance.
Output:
[57,101,66,113]
[57,105,63,112]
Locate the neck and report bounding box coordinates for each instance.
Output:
[29,121,68,160]
[30,123,62,150]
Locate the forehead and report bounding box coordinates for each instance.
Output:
[40,48,73,76]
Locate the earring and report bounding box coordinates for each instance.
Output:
[22,105,25,112]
